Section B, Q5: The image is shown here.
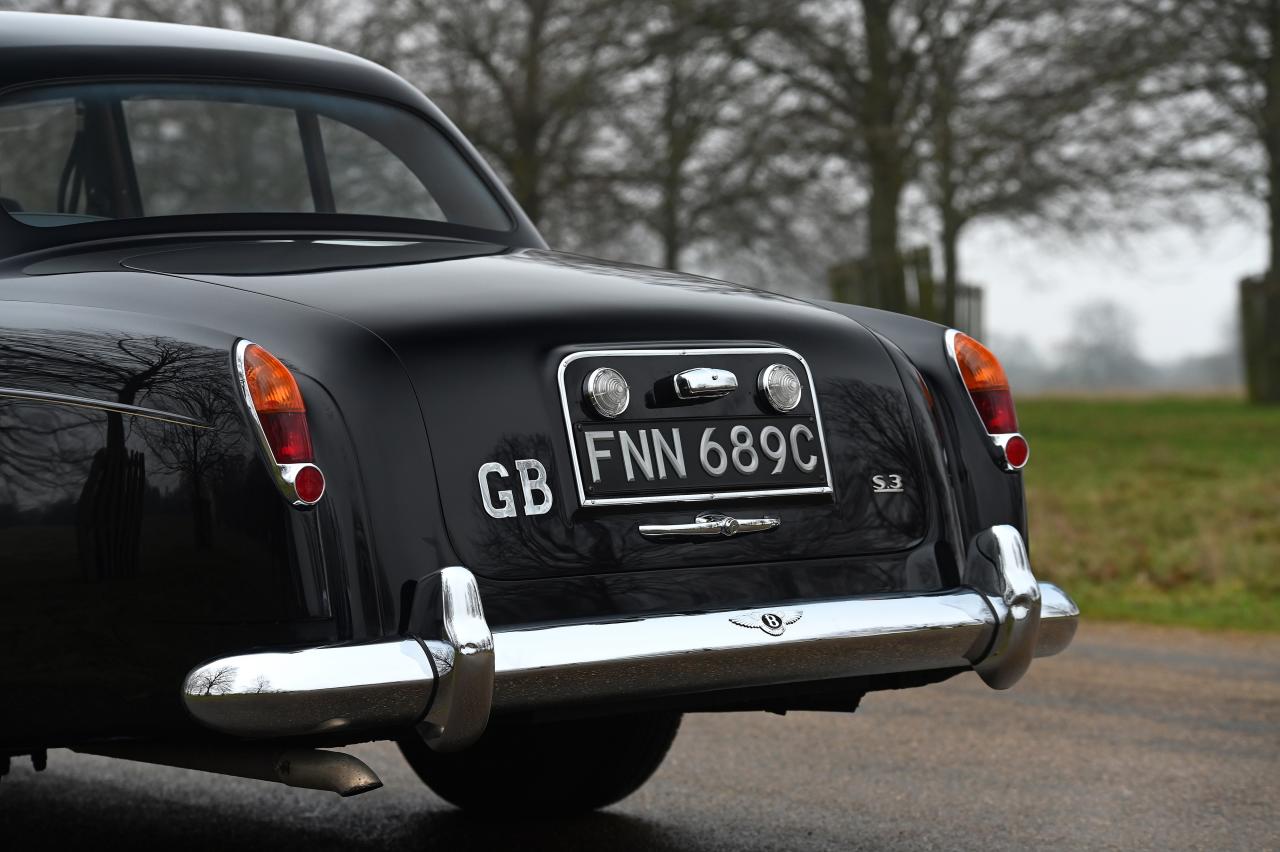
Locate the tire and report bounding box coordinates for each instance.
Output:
[398,712,682,816]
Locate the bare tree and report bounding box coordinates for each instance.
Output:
[588,1,806,270]
[741,1,946,313]
[401,0,650,245]
[1053,300,1152,390]
[918,1,1066,324]
[1041,1,1278,401]
[1091,2,1273,262]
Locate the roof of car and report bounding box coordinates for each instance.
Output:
[1,11,344,56]
[0,12,421,107]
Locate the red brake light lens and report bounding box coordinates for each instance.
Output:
[257,411,313,465]
[242,343,314,464]
[950,332,1019,435]
[1003,434,1030,469]
[293,464,326,504]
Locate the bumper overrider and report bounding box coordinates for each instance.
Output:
[183,526,1078,750]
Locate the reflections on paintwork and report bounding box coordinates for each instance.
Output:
[474,432,626,575]
[0,329,244,579]
[510,249,803,300]
[817,376,928,537]
[477,555,927,627]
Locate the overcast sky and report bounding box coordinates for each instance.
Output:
[963,217,1264,365]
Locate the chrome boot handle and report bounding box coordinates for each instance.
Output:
[674,367,738,399]
[639,513,780,539]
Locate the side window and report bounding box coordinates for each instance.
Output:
[124,99,313,216]
[319,116,444,221]
[0,99,77,216]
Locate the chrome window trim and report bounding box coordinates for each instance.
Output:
[0,385,209,429]
[943,328,1028,473]
[556,346,835,507]
[233,339,324,507]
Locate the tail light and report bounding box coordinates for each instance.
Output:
[945,330,1029,471]
[235,340,326,505]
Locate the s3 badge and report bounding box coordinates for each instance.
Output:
[872,474,904,494]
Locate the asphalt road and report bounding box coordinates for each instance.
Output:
[1,622,1276,851]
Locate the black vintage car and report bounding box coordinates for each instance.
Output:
[0,12,1077,813]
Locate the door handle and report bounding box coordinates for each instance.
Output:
[638,513,781,539]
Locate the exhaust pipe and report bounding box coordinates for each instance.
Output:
[74,742,382,797]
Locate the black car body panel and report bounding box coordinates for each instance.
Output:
[118,244,935,581]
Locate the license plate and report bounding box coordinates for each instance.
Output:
[569,416,831,505]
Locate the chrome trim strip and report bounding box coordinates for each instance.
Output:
[182,639,436,738]
[0,386,209,429]
[556,347,835,507]
[638,512,781,539]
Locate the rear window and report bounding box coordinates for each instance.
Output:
[0,82,509,231]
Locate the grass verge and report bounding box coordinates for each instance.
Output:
[1020,396,1280,632]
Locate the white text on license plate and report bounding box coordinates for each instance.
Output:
[582,423,820,484]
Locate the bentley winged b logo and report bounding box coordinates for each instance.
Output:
[729,610,803,637]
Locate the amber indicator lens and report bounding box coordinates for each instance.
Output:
[242,343,315,464]
[951,332,1019,435]
[243,343,305,413]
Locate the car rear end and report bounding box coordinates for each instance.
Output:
[181,254,1079,751]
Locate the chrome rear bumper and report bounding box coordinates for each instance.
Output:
[184,525,1078,748]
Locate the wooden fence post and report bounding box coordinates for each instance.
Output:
[1241,275,1280,404]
